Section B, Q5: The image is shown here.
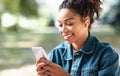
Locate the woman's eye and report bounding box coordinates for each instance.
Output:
[67,23,73,26]
[59,24,62,27]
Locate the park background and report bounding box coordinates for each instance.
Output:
[0,0,120,76]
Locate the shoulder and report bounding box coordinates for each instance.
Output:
[95,38,118,57]
[82,34,117,56]
[93,36,119,69]
[93,35,118,59]
[90,35,119,73]
[88,34,119,64]
[89,34,116,54]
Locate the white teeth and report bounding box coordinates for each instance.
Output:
[66,34,72,37]
[64,34,73,39]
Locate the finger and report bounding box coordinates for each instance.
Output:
[43,66,51,72]
[36,56,45,64]
[38,69,46,76]
[36,62,47,72]
[37,59,57,69]
[42,61,58,74]
[36,57,46,65]
[44,71,52,76]
[43,60,58,68]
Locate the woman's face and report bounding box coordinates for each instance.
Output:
[57,8,88,44]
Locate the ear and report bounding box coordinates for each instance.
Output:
[84,16,90,26]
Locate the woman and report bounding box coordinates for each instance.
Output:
[36,0,119,76]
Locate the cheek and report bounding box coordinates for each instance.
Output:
[73,27,84,37]
[72,26,81,33]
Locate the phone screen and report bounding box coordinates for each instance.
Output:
[32,47,47,60]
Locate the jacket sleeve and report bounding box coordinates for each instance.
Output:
[47,49,62,64]
[47,50,54,61]
[98,51,120,76]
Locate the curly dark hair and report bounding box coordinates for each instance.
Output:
[59,0,102,28]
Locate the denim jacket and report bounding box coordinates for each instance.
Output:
[48,34,119,76]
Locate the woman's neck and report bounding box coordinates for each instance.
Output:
[72,32,89,51]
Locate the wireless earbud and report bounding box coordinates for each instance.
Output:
[85,20,89,26]
[85,20,88,24]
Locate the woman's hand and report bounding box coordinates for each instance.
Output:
[36,56,48,76]
[36,56,70,76]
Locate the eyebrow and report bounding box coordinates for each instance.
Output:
[57,17,74,22]
[64,17,74,21]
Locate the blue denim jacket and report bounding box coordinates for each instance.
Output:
[48,34,120,76]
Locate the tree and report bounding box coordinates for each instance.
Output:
[0,0,39,33]
[101,0,120,34]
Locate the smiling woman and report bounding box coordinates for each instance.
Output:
[36,0,120,76]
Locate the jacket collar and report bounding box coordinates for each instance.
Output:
[61,42,73,60]
[62,34,97,60]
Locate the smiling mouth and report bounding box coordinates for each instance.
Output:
[63,33,74,40]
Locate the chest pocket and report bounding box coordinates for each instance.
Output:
[81,67,98,76]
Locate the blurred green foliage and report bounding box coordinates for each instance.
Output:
[1,0,39,17]
[0,0,39,33]
[19,0,39,17]
[2,0,20,13]
[101,0,120,34]
[0,0,54,33]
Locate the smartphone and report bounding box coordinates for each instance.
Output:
[32,47,47,60]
